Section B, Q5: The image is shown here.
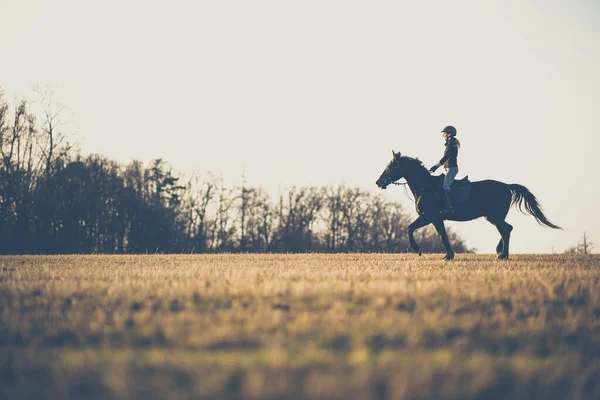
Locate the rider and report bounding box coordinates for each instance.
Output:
[429,125,460,213]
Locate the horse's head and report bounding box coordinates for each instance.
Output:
[376,150,404,189]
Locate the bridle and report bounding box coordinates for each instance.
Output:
[380,160,431,203]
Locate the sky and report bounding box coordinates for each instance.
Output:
[2,0,599,253]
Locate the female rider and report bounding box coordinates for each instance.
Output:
[429,125,460,212]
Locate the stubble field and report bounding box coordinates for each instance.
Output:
[1,254,599,399]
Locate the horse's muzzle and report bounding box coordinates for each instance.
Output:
[376,179,388,189]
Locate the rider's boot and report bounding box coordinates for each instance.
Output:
[441,191,454,214]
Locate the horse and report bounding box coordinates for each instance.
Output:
[375,151,561,260]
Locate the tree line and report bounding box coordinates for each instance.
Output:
[0,88,471,254]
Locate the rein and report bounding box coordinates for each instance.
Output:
[391,180,416,203]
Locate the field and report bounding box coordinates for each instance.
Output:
[1,254,599,400]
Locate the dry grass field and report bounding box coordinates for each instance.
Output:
[1,254,599,400]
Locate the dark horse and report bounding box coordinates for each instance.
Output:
[375,151,561,260]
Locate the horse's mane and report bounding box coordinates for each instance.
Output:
[400,155,424,168]
[399,155,431,179]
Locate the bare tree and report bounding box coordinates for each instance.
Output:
[33,84,74,179]
[236,169,250,251]
[324,185,343,251]
[565,232,594,254]
[323,185,372,252]
[0,94,39,252]
[369,196,408,252]
[244,187,276,252]
[275,186,324,252]
[186,171,217,252]
[215,176,236,251]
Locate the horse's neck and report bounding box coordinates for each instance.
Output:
[404,170,434,196]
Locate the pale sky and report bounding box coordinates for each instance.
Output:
[2,0,599,253]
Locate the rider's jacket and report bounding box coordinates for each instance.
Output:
[439,137,459,169]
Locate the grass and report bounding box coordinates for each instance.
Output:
[1,254,599,399]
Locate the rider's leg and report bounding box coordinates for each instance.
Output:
[443,191,454,212]
[442,167,459,212]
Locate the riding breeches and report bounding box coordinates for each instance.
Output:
[443,167,459,192]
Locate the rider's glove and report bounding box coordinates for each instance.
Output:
[429,165,439,173]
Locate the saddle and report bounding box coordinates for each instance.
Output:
[436,174,472,203]
[437,174,470,187]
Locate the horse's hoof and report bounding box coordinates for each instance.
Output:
[496,255,509,261]
[418,248,423,256]
[444,254,455,261]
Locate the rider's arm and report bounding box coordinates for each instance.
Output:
[437,140,456,167]
[437,148,450,167]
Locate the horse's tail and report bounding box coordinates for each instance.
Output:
[508,184,562,229]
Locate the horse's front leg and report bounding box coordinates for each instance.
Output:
[408,214,432,255]
[432,219,454,260]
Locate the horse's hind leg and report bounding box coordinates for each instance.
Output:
[495,239,504,256]
[487,217,513,260]
[432,219,454,260]
[499,221,513,259]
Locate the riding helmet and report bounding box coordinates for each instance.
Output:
[441,126,457,136]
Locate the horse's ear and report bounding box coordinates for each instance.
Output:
[392,150,400,158]
[392,150,397,157]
